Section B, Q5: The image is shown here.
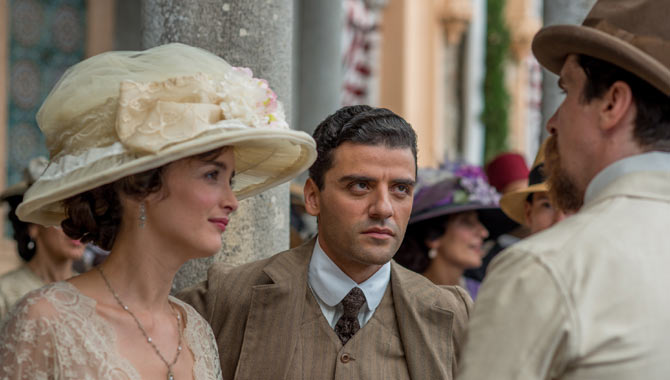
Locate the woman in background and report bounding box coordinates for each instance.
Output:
[395,163,500,299]
[0,157,85,319]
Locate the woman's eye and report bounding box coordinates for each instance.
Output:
[205,170,219,181]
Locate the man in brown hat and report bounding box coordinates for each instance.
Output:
[180,105,472,380]
[458,1,670,379]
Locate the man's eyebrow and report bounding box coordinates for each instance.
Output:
[337,175,416,186]
[338,175,376,183]
[393,178,416,186]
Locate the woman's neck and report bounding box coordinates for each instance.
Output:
[95,228,187,311]
[422,258,463,286]
[27,252,75,283]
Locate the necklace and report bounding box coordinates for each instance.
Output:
[97,266,183,380]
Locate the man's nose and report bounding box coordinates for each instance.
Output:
[553,209,567,224]
[369,189,393,219]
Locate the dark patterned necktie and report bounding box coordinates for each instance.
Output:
[334,287,366,344]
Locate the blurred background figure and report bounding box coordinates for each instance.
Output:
[464,152,531,281]
[0,157,85,319]
[500,139,568,234]
[395,162,500,299]
[485,152,530,195]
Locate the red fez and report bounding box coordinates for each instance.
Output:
[485,153,529,193]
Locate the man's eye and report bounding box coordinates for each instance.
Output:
[350,182,369,191]
[394,184,411,194]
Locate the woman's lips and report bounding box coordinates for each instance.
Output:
[209,218,229,232]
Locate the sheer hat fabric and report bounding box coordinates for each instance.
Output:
[17,43,317,226]
[532,0,670,96]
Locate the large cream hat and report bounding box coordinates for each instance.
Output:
[17,43,316,226]
[532,0,670,96]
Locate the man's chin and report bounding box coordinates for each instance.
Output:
[545,136,584,212]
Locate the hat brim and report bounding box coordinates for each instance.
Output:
[532,24,670,96]
[499,183,548,225]
[1,181,29,201]
[409,202,499,225]
[17,124,316,226]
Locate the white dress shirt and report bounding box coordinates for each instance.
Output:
[584,151,670,203]
[307,237,391,329]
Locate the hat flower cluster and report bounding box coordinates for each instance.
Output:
[410,160,500,223]
[226,67,286,130]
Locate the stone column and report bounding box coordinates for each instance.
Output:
[296,0,342,136]
[540,0,596,139]
[141,0,294,292]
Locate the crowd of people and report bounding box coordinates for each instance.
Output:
[0,0,669,378]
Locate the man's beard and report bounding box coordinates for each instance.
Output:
[544,135,584,213]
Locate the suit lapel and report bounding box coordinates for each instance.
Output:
[234,239,315,380]
[391,262,455,379]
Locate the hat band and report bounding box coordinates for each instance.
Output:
[40,142,127,181]
[528,163,546,186]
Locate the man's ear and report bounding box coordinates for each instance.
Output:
[599,80,634,132]
[303,178,321,217]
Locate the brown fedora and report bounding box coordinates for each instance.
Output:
[532,0,670,96]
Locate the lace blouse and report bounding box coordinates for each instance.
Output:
[0,281,223,380]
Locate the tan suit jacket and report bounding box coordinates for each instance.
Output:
[179,239,472,380]
[458,169,670,379]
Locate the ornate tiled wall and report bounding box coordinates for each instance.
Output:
[7,0,85,186]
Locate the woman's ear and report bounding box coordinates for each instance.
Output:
[27,223,39,240]
[425,238,440,250]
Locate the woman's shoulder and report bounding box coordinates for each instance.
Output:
[3,281,95,324]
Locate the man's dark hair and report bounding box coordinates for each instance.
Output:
[308,105,418,189]
[577,54,670,151]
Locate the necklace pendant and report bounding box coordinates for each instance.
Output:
[168,371,174,380]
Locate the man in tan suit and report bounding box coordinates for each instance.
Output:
[180,105,472,380]
[458,1,670,379]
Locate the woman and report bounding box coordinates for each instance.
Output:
[0,157,85,319]
[395,163,500,299]
[0,43,316,379]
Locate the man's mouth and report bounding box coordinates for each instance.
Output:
[361,227,395,239]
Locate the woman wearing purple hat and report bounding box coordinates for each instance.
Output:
[394,162,500,299]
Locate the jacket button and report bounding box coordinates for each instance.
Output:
[340,353,351,363]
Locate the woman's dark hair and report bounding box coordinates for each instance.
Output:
[577,54,670,151]
[394,215,450,273]
[61,147,226,250]
[5,194,36,262]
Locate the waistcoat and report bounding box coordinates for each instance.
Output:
[285,284,411,380]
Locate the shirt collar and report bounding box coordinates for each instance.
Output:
[585,151,670,204]
[308,236,391,311]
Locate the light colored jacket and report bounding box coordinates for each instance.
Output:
[458,169,670,379]
[179,239,472,380]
